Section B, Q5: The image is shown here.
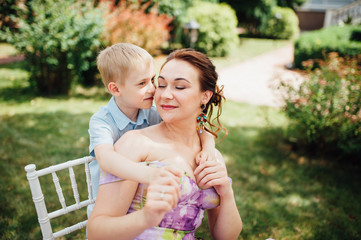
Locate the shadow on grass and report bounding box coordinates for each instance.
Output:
[0,60,110,104]
[213,125,361,240]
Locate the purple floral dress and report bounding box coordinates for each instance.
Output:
[99,161,228,239]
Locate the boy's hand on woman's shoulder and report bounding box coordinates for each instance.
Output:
[195,149,216,165]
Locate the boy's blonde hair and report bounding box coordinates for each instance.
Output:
[97,43,153,89]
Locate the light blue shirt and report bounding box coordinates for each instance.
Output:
[87,96,161,217]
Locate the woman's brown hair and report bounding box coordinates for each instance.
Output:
[161,48,228,139]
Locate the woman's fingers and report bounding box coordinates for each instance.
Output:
[197,171,223,188]
[147,174,180,208]
[195,165,218,183]
[195,161,225,179]
[194,160,211,176]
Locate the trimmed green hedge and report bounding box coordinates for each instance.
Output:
[294,25,361,68]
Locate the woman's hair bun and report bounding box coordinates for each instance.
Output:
[212,85,225,106]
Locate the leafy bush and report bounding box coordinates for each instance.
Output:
[186,1,239,57]
[100,0,173,56]
[0,0,103,95]
[279,53,361,156]
[294,25,361,68]
[262,7,299,39]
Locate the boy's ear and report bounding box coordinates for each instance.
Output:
[108,82,121,96]
[202,90,213,104]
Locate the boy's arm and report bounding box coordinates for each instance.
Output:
[95,131,181,184]
[95,143,155,184]
[196,131,216,164]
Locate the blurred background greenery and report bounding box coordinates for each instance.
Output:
[0,0,360,239]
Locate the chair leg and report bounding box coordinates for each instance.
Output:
[25,164,54,240]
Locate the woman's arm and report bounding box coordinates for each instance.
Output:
[194,150,242,240]
[88,131,181,240]
[88,180,145,240]
[88,173,180,240]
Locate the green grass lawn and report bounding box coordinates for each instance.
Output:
[1,39,360,239]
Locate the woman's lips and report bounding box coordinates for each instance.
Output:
[144,97,154,101]
[161,104,177,110]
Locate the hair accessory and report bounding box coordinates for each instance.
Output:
[196,104,207,133]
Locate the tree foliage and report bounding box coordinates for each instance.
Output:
[0,0,103,95]
[220,0,276,36]
[277,0,307,9]
[220,0,305,37]
[99,0,173,55]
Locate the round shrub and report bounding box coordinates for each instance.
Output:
[186,1,239,57]
[279,53,361,156]
[262,6,299,39]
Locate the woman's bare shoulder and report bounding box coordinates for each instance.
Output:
[116,124,161,145]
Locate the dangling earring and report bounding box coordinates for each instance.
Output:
[196,104,207,133]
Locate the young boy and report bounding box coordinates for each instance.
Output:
[87,43,215,217]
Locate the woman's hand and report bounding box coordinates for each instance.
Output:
[194,160,231,197]
[142,169,181,227]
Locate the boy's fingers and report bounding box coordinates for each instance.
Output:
[163,166,182,177]
[196,153,208,165]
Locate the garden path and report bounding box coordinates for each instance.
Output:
[218,44,300,107]
[0,55,24,65]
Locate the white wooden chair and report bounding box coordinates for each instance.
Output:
[24,156,95,240]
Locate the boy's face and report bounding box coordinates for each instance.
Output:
[118,63,156,110]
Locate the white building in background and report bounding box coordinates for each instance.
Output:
[296,0,360,30]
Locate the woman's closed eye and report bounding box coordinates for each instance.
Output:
[175,86,185,90]
[138,81,146,86]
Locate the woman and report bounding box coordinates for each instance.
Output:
[88,49,242,240]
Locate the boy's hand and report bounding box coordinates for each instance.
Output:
[147,166,182,185]
[195,149,216,165]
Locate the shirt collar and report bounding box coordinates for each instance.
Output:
[108,96,149,130]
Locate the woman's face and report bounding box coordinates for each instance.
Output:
[155,59,208,123]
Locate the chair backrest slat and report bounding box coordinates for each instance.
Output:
[25,156,95,239]
[69,166,80,205]
[48,199,94,219]
[52,220,88,239]
[51,171,67,210]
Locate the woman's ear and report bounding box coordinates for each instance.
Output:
[108,82,121,97]
[202,90,213,104]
